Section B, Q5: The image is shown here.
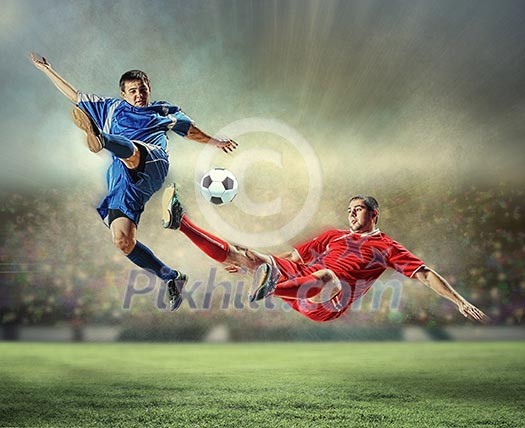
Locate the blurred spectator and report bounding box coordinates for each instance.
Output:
[1,182,523,331]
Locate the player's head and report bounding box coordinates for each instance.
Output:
[347,195,379,233]
[119,70,151,107]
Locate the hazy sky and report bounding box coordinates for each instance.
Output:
[1,0,524,248]
[2,0,524,185]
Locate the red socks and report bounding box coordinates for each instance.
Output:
[180,215,230,263]
[179,216,327,301]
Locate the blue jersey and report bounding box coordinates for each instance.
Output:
[77,93,193,150]
[76,93,193,225]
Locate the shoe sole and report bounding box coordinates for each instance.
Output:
[161,183,177,229]
[71,107,103,153]
[250,263,273,302]
[170,274,188,311]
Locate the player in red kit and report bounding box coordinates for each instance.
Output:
[162,184,487,323]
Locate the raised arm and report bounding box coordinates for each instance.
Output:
[186,124,238,153]
[29,53,78,103]
[414,267,488,323]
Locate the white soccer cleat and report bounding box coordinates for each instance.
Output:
[162,183,185,230]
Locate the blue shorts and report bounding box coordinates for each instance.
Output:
[97,142,169,225]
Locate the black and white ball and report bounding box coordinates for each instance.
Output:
[200,168,238,205]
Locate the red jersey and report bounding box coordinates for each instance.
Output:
[272,229,425,322]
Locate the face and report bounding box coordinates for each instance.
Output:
[347,199,377,233]
[121,79,151,107]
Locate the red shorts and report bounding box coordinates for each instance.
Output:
[271,256,349,322]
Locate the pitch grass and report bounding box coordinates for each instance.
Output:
[0,342,524,427]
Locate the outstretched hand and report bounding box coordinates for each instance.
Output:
[30,52,51,71]
[457,299,490,323]
[213,138,238,154]
[224,264,247,274]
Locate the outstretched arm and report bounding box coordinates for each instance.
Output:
[186,124,238,153]
[29,53,78,103]
[414,267,489,323]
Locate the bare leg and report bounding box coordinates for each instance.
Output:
[177,215,272,272]
[225,245,273,274]
[110,217,137,255]
[273,268,342,304]
[173,213,341,303]
[121,145,141,170]
[307,269,342,303]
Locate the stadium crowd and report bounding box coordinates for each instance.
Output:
[1,182,523,338]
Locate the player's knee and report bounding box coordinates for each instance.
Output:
[122,145,140,169]
[113,235,136,255]
[314,269,337,284]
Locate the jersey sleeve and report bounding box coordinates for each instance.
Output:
[77,93,118,131]
[169,109,193,137]
[387,240,425,278]
[294,230,339,264]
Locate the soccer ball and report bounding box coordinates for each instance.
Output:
[200,168,238,205]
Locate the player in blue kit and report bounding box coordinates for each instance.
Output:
[30,53,237,310]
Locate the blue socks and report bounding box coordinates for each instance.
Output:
[127,241,181,281]
[101,132,135,159]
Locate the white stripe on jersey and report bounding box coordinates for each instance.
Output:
[145,158,169,165]
[77,92,107,103]
[103,100,122,134]
[166,114,178,130]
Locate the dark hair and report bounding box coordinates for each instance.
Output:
[349,195,380,222]
[119,70,150,91]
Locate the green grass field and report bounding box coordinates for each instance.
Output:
[0,342,524,427]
